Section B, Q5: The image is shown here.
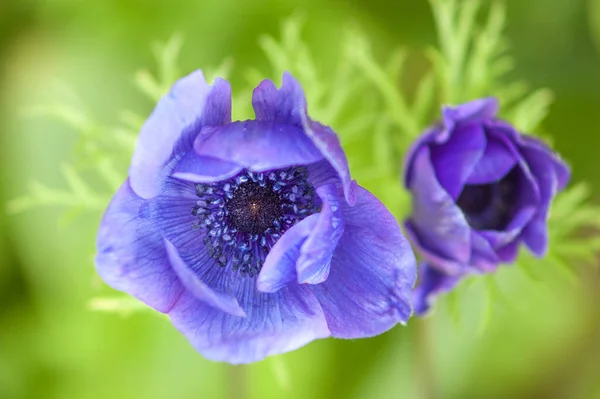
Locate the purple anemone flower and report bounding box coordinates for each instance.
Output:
[95,70,416,363]
[403,98,569,315]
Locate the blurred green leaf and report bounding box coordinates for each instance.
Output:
[588,0,600,54]
[508,88,554,133]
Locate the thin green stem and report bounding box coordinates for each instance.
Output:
[414,317,436,399]
[228,365,248,399]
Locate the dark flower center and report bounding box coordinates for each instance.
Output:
[191,166,319,277]
[226,181,283,234]
[456,167,518,231]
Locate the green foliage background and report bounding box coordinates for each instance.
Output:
[1,0,600,398]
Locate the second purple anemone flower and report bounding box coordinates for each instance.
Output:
[95,71,416,363]
[404,98,569,315]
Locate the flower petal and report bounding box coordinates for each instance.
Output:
[477,131,541,248]
[441,97,499,133]
[172,150,243,183]
[296,184,344,284]
[470,231,499,272]
[520,135,570,191]
[165,239,245,317]
[130,72,232,198]
[257,183,345,292]
[466,135,517,184]
[406,98,496,192]
[95,180,183,312]
[413,263,463,316]
[404,97,498,190]
[252,73,304,125]
[478,205,537,249]
[403,126,439,187]
[520,137,571,206]
[518,139,570,256]
[256,214,318,293]
[252,72,357,205]
[306,160,344,188]
[154,178,201,250]
[521,212,549,256]
[431,123,487,199]
[168,279,330,364]
[406,146,472,267]
[496,241,520,262]
[301,117,358,206]
[194,120,324,171]
[309,186,416,337]
[155,178,239,296]
[403,221,466,274]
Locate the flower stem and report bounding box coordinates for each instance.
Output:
[414,317,436,399]
[228,365,248,399]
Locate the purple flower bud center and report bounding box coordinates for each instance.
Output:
[456,167,518,231]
